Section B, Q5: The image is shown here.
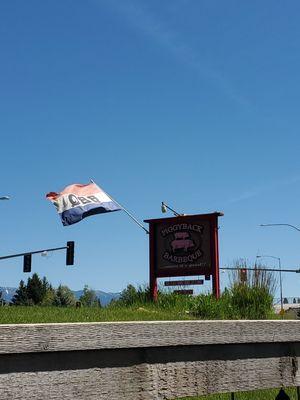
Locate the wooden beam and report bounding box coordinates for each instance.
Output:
[0,320,300,354]
[0,321,299,399]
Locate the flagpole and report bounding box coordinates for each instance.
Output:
[90,179,149,234]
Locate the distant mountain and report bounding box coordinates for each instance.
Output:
[0,287,120,306]
[0,287,16,302]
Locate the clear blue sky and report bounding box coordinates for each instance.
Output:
[1,0,300,298]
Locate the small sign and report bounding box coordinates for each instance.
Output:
[173,289,193,295]
[164,279,204,286]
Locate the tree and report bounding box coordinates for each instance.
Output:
[54,285,76,307]
[41,277,56,306]
[0,290,5,306]
[12,280,30,305]
[79,285,101,307]
[26,273,46,305]
[117,284,150,306]
[12,274,53,306]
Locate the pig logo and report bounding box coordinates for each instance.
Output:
[171,232,195,252]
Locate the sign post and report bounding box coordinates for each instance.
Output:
[145,212,223,301]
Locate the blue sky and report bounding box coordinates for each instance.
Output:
[1,0,300,298]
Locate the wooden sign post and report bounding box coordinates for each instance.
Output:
[145,212,223,301]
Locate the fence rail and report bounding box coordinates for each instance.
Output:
[0,320,299,399]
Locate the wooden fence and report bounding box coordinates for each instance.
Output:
[0,320,299,399]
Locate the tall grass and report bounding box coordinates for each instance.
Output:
[112,281,275,320]
[0,268,277,324]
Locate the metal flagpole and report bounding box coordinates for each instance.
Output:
[90,179,149,234]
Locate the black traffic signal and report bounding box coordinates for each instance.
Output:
[23,254,32,273]
[66,241,75,265]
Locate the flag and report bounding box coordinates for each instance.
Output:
[46,182,121,226]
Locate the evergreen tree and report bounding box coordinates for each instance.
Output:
[12,280,29,305]
[26,273,47,305]
[54,285,76,307]
[40,277,56,306]
[0,290,5,306]
[79,285,101,307]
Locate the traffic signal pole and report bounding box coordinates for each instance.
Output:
[0,242,75,272]
[0,246,68,261]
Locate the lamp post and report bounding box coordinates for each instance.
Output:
[260,223,300,232]
[256,255,283,315]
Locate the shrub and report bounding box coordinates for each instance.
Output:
[79,285,101,307]
[54,285,76,307]
[230,283,274,319]
[116,284,150,306]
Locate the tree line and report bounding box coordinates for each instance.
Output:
[7,273,101,307]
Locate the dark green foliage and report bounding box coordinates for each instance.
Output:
[113,275,275,320]
[79,285,101,307]
[229,283,273,319]
[117,284,150,306]
[54,285,76,307]
[12,280,30,305]
[26,273,47,305]
[189,292,234,319]
[190,259,275,319]
[0,291,4,306]
[12,274,56,306]
[189,285,274,320]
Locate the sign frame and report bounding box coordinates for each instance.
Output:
[144,212,223,301]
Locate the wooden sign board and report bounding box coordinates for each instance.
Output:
[145,212,223,300]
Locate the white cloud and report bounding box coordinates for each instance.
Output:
[228,175,300,204]
[96,0,249,107]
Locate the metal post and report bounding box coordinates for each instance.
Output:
[149,224,158,302]
[212,215,220,299]
[279,257,283,317]
[90,179,149,234]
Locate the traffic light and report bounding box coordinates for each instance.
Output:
[66,241,74,265]
[23,254,32,273]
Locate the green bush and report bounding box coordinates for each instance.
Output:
[114,284,194,311]
[189,291,236,319]
[114,284,151,306]
[230,283,273,319]
[189,285,274,320]
[110,273,275,320]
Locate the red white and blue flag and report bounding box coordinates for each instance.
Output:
[46,182,121,226]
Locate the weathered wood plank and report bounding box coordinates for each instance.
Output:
[0,320,299,354]
[0,321,299,399]
[0,357,298,400]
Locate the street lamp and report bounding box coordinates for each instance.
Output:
[260,223,300,232]
[256,255,283,315]
[161,202,182,216]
